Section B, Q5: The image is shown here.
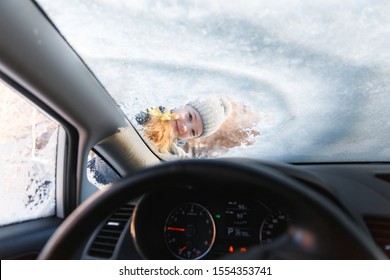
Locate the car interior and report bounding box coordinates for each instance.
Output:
[0,0,390,260]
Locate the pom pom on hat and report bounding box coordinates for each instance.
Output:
[187,97,232,137]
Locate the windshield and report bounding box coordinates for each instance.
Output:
[37,0,390,162]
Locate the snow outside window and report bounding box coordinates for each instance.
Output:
[87,151,121,190]
[0,79,58,226]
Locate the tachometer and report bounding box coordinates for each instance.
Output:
[164,202,215,259]
[260,210,290,245]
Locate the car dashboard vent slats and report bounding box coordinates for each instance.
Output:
[364,215,390,258]
[88,204,134,259]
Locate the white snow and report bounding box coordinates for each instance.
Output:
[36,0,390,162]
[0,81,58,226]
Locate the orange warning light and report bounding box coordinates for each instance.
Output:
[228,245,234,253]
[240,247,247,253]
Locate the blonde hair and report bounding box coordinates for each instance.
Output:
[143,108,178,154]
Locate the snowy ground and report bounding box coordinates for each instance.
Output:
[36,0,390,162]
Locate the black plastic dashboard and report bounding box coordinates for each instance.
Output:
[131,188,291,259]
[81,162,390,260]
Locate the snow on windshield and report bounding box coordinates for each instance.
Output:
[38,0,390,162]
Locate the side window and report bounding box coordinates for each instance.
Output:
[87,151,121,190]
[0,79,59,226]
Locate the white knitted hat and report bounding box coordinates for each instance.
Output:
[187,97,232,137]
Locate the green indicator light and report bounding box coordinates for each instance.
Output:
[215,214,221,219]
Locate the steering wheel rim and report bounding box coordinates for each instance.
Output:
[38,159,386,259]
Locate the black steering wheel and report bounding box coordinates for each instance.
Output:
[38,159,386,259]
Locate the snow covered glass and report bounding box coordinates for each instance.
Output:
[37,0,390,162]
[87,151,121,190]
[0,79,58,226]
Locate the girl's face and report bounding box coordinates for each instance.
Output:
[170,105,203,139]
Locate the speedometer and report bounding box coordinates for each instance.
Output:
[164,203,216,259]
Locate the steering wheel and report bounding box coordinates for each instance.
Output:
[38,159,386,259]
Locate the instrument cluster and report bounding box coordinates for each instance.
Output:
[131,188,291,259]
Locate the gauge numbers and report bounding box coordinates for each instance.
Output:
[260,210,290,244]
[165,203,215,259]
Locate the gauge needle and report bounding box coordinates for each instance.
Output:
[167,227,185,232]
[179,246,187,254]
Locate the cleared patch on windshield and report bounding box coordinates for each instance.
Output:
[133,98,260,159]
[183,100,260,158]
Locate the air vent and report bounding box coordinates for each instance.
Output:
[88,204,134,259]
[364,215,390,257]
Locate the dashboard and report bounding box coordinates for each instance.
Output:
[131,188,291,259]
[66,161,390,260]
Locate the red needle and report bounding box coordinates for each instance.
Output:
[179,246,187,254]
[167,227,185,232]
